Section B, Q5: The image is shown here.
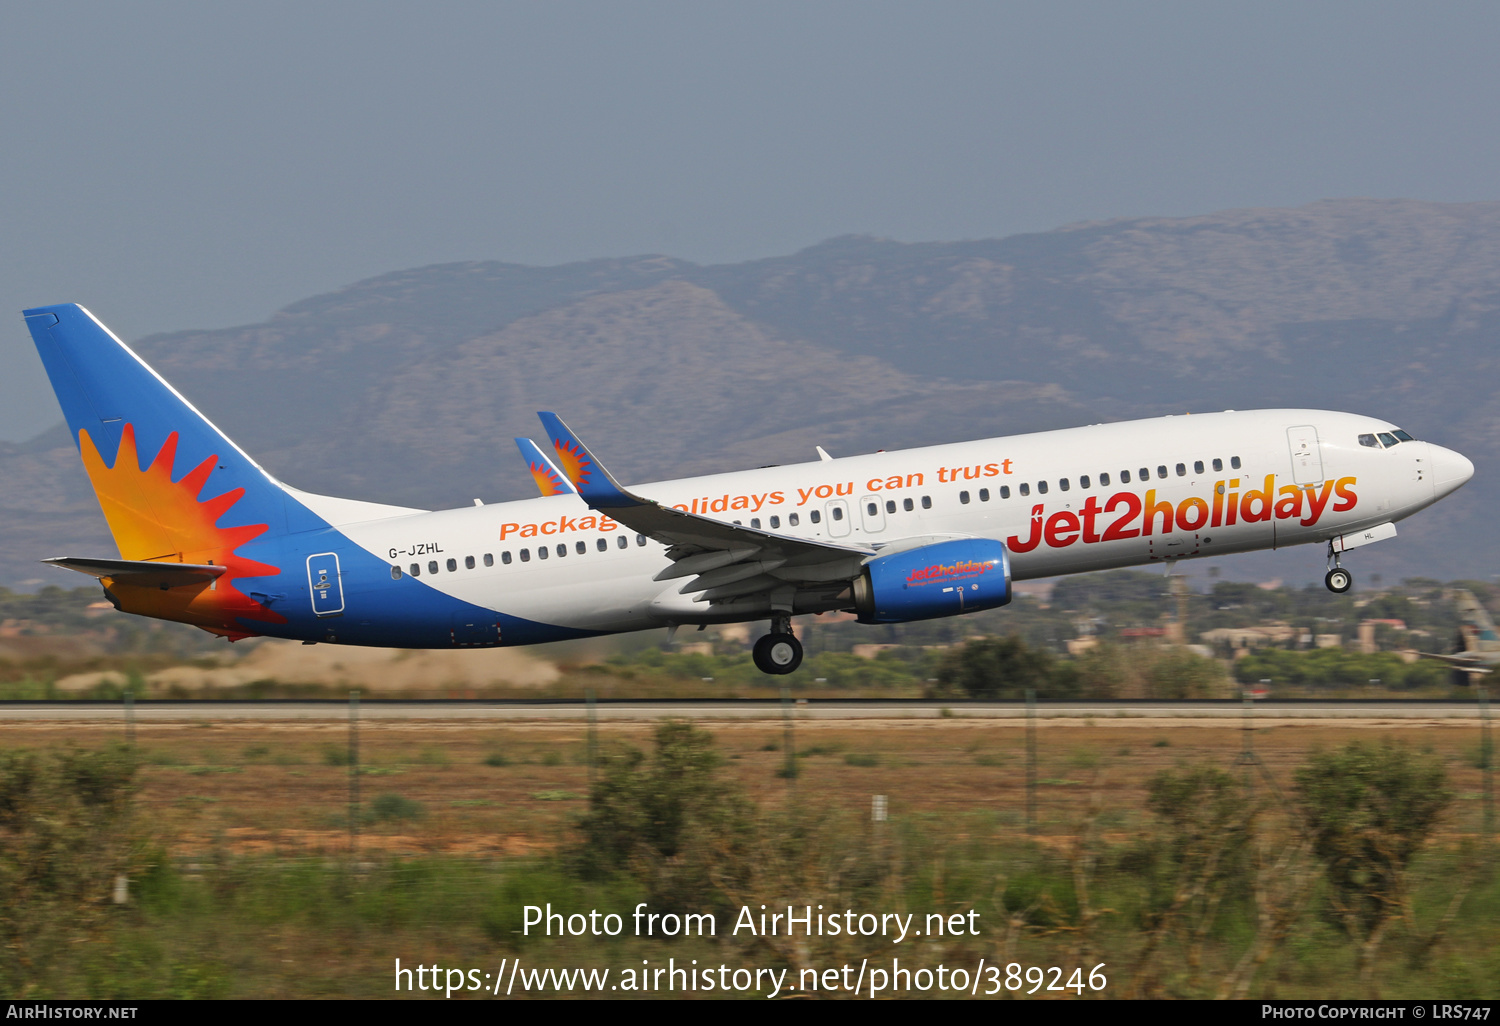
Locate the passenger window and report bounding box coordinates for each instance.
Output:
[867,502,879,515]
[484,553,494,567]
[1378,432,1399,448]
[391,565,402,580]
[902,498,913,512]
[538,547,548,560]
[1139,467,1149,480]
[557,544,567,557]
[446,558,457,572]
[616,535,627,549]
[1157,466,1167,479]
[596,538,607,552]
[502,551,512,565]
[1019,483,1030,497]
[429,561,439,575]
[751,518,761,529]
[999,485,1010,499]
[789,513,800,526]
[831,506,844,521]
[885,500,896,514]
[1038,481,1049,495]
[636,534,647,546]
[959,490,970,504]
[1193,460,1204,475]
[921,496,932,509]
[1079,476,1090,489]
[1099,472,1110,486]
[979,488,990,501]
[1392,429,1414,442]
[464,555,475,570]
[770,515,781,528]
[410,563,420,577]
[810,510,821,524]
[520,549,530,562]
[1231,456,1241,469]
[1059,478,1070,492]
[1175,463,1185,477]
[1121,470,1131,483]
[576,541,586,554]
[1212,458,1223,472]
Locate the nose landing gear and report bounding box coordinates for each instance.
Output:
[1324,540,1353,594]
[752,615,803,675]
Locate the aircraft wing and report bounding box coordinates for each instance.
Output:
[515,437,578,496]
[537,412,873,614]
[1411,650,1492,676]
[43,556,226,589]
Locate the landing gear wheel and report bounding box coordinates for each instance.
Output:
[1325,568,1352,594]
[753,633,803,675]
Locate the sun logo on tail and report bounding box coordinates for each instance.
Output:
[528,460,570,496]
[552,439,593,487]
[78,424,285,630]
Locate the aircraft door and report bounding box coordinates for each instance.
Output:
[1287,425,1324,486]
[826,499,852,537]
[860,494,886,533]
[307,553,344,617]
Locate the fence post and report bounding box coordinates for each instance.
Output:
[1481,684,1494,843]
[123,689,135,748]
[781,686,797,784]
[586,688,598,787]
[1025,687,1037,835]
[349,689,360,856]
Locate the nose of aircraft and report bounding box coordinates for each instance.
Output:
[1428,443,1475,498]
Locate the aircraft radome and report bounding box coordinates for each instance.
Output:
[23,304,1476,675]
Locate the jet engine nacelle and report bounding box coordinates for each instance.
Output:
[851,538,1012,624]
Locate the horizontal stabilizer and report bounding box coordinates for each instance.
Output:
[43,556,226,589]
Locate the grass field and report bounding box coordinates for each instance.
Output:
[1,716,1495,999]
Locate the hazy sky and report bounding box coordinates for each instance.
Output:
[3,1,1499,440]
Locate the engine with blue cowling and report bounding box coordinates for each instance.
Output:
[850,538,1012,624]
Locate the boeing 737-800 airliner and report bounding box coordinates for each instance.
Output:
[23,304,1476,675]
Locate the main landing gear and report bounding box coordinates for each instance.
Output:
[1324,540,1353,594]
[752,615,803,675]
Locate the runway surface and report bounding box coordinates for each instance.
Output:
[0,699,1488,723]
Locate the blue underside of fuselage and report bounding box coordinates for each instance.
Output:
[226,528,603,648]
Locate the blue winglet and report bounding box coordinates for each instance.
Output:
[535,412,637,508]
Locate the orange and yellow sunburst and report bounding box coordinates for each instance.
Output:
[78,424,285,634]
[552,439,593,487]
[528,461,570,497]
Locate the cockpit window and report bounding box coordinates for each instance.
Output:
[1377,432,1399,448]
[1358,433,1380,448]
[1391,429,1414,442]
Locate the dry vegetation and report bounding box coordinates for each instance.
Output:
[1,715,1494,999]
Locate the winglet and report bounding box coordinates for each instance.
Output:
[536,412,638,508]
[514,437,577,496]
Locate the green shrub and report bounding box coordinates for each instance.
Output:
[368,793,424,823]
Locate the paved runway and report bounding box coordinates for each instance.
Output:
[0,700,1487,723]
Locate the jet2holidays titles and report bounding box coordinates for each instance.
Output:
[493,453,1363,552]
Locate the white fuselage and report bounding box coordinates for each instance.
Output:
[316,409,1471,635]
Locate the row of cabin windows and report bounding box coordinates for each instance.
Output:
[392,533,650,579]
[955,457,1243,504]
[865,496,935,517]
[736,495,935,530]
